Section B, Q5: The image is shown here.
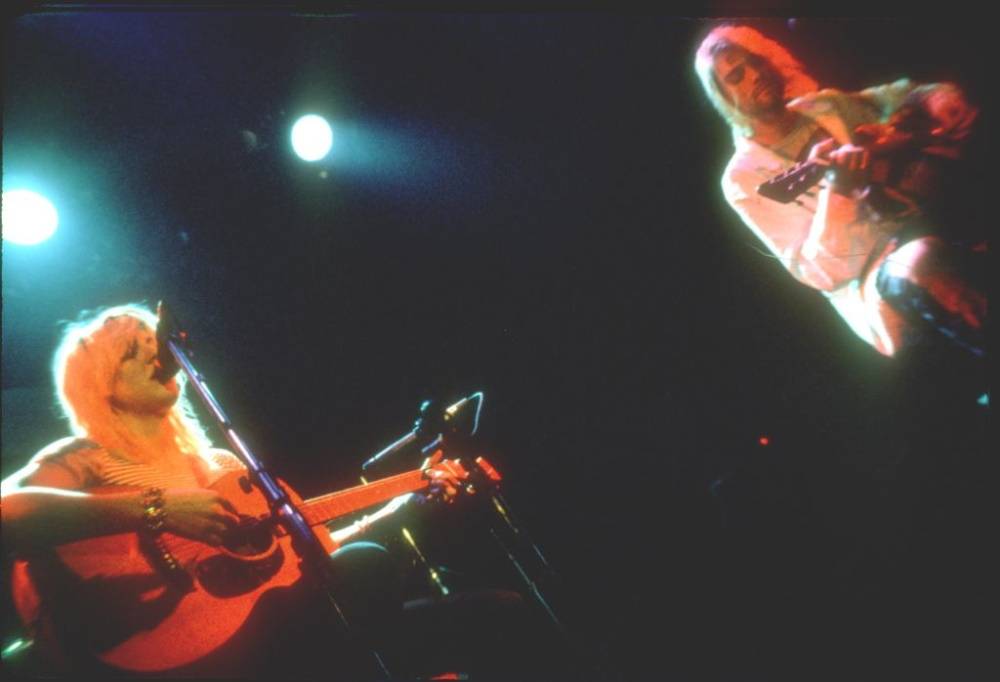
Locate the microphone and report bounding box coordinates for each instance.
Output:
[361,392,483,471]
[152,301,183,384]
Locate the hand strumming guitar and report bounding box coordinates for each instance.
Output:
[160,487,242,546]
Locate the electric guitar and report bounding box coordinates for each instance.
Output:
[11,456,502,673]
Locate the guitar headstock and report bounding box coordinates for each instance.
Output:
[757,161,829,204]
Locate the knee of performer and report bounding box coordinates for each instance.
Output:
[880,238,984,324]
[878,235,948,286]
[329,541,398,591]
[329,539,391,562]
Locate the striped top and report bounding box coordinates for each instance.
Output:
[16,437,244,491]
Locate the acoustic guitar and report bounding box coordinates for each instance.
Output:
[10,457,502,673]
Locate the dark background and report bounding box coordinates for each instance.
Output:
[2,9,993,681]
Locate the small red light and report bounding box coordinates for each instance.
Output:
[474,456,502,482]
[758,436,770,446]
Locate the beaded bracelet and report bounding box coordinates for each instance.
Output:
[141,487,167,533]
[139,488,185,579]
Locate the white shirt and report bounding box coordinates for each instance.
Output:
[722,133,902,354]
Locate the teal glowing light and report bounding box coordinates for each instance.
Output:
[290,114,333,162]
[1,637,33,659]
[2,189,59,245]
[977,393,989,407]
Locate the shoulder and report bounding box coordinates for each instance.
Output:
[205,449,246,472]
[1,438,108,493]
[30,437,104,463]
[23,438,108,476]
[858,78,916,116]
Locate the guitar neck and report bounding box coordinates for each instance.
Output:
[298,468,429,528]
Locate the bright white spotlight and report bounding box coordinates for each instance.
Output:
[2,189,59,245]
[290,114,333,162]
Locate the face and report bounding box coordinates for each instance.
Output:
[713,47,784,118]
[110,323,180,416]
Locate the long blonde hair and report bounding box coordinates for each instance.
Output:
[694,24,819,139]
[53,304,213,460]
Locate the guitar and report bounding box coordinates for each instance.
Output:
[10,456,502,673]
[756,122,950,219]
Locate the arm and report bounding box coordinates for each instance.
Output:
[328,457,468,545]
[725,141,887,291]
[2,441,135,549]
[329,494,415,545]
[3,488,145,551]
[2,443,240,552]
[724,153,847,290]
[860,78,976,143]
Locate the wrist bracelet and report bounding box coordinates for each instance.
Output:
[139,487,185,579]
[141,487,167,533]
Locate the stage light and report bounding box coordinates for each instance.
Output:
[758,436,770,446]
[2,189,59,245]
[290,114,333,162]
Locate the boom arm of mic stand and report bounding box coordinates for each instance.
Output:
[161,334,391,678]
[164,338,314,548]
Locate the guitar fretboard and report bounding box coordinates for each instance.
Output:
[299,469,428,527]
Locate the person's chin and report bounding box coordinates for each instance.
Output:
[157,386,181,410]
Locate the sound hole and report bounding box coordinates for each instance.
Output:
[222,515,275,557]
[197,544,285,597]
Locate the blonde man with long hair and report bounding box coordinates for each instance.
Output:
[695,23,984,359]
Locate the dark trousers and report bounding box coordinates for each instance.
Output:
[875,240,986,358]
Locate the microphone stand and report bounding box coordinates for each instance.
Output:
[362,393,484,475]
[483,490,568,639]
[156,303,392,679]
[364,394,569,639]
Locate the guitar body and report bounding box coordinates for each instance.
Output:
[12,472,331,673]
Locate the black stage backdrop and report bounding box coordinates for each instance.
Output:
[2,11,993,681]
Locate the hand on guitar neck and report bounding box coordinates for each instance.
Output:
[807,136,870,172]
[807,121,927,179]
[421,451,471,503]
[757,120,952,208]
